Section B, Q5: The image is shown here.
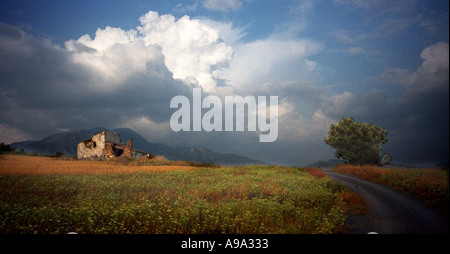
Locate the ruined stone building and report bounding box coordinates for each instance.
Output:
[77,130,151,160]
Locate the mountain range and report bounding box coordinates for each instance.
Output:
[10,128,265,166]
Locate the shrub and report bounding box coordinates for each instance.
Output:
[0,143,15,153]
[305,167,327,179]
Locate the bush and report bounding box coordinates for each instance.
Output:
[0,143,15,153]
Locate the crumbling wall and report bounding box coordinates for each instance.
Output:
[103,130,122,145]
[104,143,125,159]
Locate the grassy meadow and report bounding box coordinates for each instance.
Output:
[332,164,449,210]
[0,155,361,234]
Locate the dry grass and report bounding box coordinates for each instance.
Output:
[0,155,198,175]
[332,164,449,210]
[0,162,350,234]
[304,167,368,216]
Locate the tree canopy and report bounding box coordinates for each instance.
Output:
[324,117,389,165]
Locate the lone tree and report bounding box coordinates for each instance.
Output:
[324,117,389,165]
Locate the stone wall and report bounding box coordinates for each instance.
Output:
[103,130,122,145]
[77,132,105,159]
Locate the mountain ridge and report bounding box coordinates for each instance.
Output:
[10,128,265,166]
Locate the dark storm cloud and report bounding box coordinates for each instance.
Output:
[320,41,449,165]
[0,22,190,139]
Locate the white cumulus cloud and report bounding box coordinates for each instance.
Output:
[65,26,164,85]
[138,11,233,91]
[65,11,234,92]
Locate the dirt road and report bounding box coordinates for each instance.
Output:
[326,171,449,234]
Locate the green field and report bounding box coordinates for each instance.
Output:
[0,164,354,234]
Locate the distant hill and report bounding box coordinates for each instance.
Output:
[10,128,104,156]
[10,128,264,166]
[110,128,264,165]
[304,158,448,170]
[304,159,344,169]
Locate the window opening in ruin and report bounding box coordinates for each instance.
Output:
[114,147,124,157]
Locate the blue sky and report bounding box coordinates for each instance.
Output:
[2,1,294,40]
[0,0,449,166]
[2,0,447,89]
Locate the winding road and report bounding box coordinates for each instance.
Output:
[325,171,449,234]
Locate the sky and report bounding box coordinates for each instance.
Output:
[0,0,448,167]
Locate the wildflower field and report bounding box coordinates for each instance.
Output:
[0,155,357,234]
[332,164,449,210]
